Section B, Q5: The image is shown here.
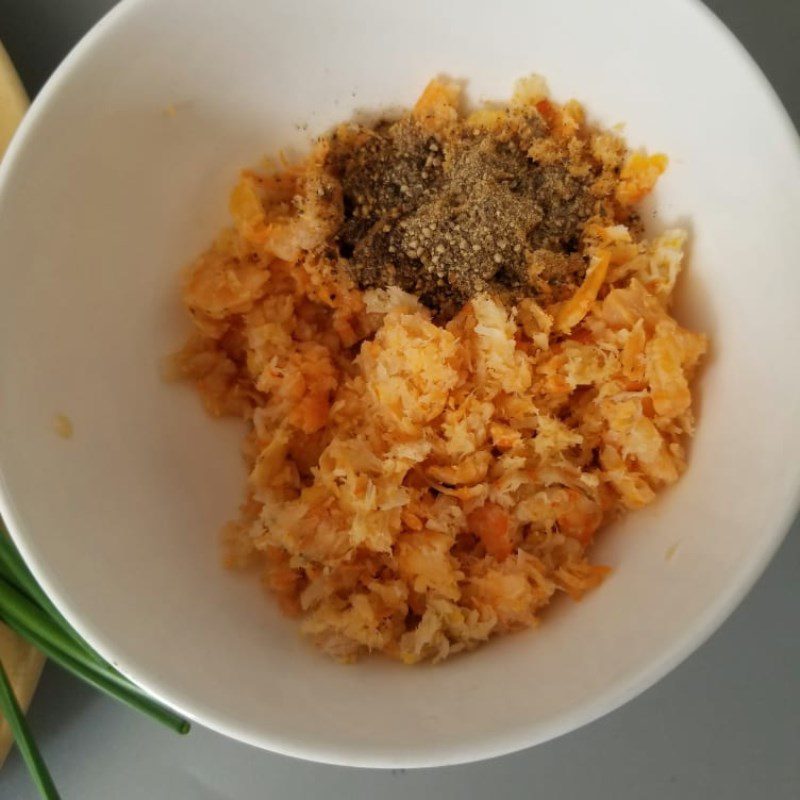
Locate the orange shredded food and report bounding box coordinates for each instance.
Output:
[173,77,707,663]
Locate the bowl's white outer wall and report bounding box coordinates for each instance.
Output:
[0,0,798,768]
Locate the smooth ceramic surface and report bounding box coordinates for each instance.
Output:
[0,0,798,768]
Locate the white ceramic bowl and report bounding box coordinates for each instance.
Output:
[0,0,798,768]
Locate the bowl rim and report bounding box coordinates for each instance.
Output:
[0,0,798,768]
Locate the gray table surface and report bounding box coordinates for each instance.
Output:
[1,1,798,798]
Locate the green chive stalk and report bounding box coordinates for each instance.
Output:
[2,616,189,735]
[0,658,61,800]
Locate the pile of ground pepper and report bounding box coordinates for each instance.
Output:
[324,89,626,317]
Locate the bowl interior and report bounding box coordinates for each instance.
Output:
[0,0,798,767]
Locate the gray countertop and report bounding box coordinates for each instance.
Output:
[0,1,798,797]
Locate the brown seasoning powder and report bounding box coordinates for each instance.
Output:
[326,106,619,316]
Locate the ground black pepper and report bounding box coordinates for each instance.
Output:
[325,104,615,316]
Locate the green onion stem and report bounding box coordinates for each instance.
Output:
[0,532,88,650]
[0,658,61,800]
[0,555,36,603]
[0,579,135,691]
[0,577,189,723]
[3,616,190,735]
[0,528,190,735]
[0,554,107,671]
